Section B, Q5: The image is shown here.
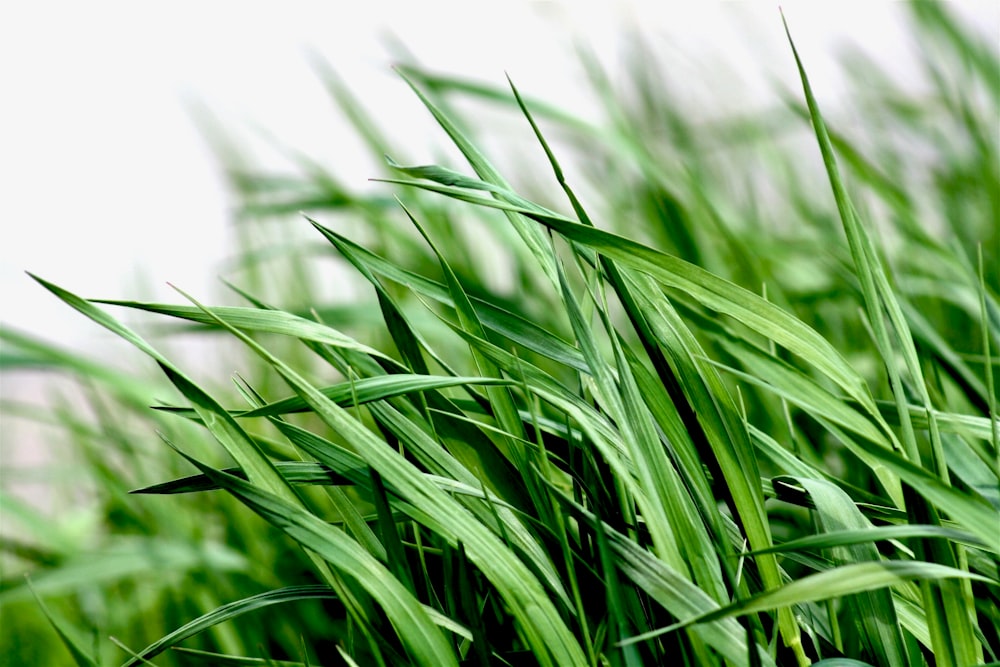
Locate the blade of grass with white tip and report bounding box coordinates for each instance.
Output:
[173,281,588,667]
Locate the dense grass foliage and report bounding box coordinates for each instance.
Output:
[2,6,997,666]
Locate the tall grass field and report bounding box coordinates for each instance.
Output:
[2,5,998,666]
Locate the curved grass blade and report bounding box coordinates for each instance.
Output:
[787,476,908,665]
[747,524,986,557]
[167,648,306,666]
[378,176,878,421]
[28,274,388,660]
[546,483,777,667]
[130,461,357,495]
[26,275,294,502]
[0,327,156,405]
[120,586,340,666]
[309,220,587,373]
[94,300,392,363]
[173,285,588,667]
[156,375,513,419]
[621,561,996,647]
[25,578,100,667]
[784,14,987,663]
[156,443,459,667]
[395,68,559,287]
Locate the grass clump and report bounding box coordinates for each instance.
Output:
[2,6,998,666]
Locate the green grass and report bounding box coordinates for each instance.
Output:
[2,6,998,666]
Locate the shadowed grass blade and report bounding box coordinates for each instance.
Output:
[154,443,459,667]
[173,282,588,667]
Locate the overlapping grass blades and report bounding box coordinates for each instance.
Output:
[4,6,998,666]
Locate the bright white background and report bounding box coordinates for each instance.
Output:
[1,1,997,356]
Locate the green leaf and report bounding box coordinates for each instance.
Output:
[622,561,995,646]
[156,374,513,419]
[130,461,358,495]
[121,586,340,666]
[174,280,588,667]
[161,444,459,667]
[25,578,100,667]
[395,68,560,287]
[95,300,392,363]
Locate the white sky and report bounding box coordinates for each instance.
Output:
[1,1,997,357]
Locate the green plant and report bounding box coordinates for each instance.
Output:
[3,6,997,666]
